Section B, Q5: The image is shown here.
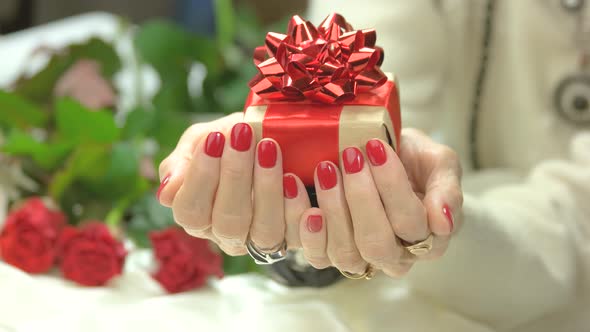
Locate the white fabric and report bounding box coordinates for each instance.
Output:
[0,3,589,332]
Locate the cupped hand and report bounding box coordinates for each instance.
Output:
[157,113,310,256]
[298,128,463,278]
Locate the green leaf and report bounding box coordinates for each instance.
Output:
[121,107,156,139]
[189,35,222,79]
[134,21,193,73]
[126,193,176,247]
[75,141,144,204]
[13,38,121,104]
[48,144,110,202]
[223,255,263,275]
[214,0,236,49]
[85,142,140,199]
[1,129,74,170]
[153,68,192,112]
[149,111,192,149]
[0,90,48,129]
[215,65,257,114]
[135,20,222,112]
[55,98,120,143]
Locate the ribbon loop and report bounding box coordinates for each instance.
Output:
[249,13,386,104]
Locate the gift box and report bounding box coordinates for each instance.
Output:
[243,13,401,186]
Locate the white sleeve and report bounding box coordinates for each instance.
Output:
[307,0,448,133]
[407,132,590,329]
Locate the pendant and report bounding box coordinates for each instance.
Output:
[561,0,586,12]
[554,73,590,125]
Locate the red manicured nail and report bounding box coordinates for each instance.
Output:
[366,139,387,166]
[443,204,454,232]
[316,162,337,190]
[204,132,225,158]
[230,123,252,152]
[258,140,277,168]
[307,215,323,233]
[342,147,364,174]
[156,174,171,202]
[283,174,298,199]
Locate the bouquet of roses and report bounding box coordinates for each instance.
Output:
[0,9,265,292]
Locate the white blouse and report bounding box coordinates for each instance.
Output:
[309,0,590,331]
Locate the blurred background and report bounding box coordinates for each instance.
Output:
[0,0,307,34]
[0,0,316,277]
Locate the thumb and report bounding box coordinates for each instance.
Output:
[399,128,464,236]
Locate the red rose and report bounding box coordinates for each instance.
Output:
[150,227,223,293]
[58,222,127,286]
[0,198,66,273]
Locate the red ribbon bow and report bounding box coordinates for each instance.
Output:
[248,13,387,104]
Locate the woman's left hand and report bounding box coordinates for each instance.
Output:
[298,128,463,278]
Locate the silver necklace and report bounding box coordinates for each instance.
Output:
[470,0,590,169]
[469,0,497,170]
[554,0,590,125]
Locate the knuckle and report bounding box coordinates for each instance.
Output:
[437,145,459,162]
[346,185,372,201]
[212,211,251,244]
[379,181,397,199]
[305,255,330,269]
[392,207,428,239]
[329,247,365,272]
[172,205,209,230]
[184,227,212,239]
[383,266,411,279]
[220,244,247,257]
[250,228,284,250]
[220,163,250,180]
[358,238,392,266]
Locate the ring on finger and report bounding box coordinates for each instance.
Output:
[246,238,287,265]
[338,264,375,280]
[401,234,434,256]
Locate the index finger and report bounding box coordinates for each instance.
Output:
[157,113,243,206]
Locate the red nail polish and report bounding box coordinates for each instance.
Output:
[283,174,298,199]
[307,215,323,233]
[231,123,252,152]
[342,147,364,174]
[156,174,171,202]
[316,162,337,190]
[204,132,225,158]
[366,139,387,166]
[443,204,454,232]
[258,140,277,168]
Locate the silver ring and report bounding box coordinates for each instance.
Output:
[246,239,287,265]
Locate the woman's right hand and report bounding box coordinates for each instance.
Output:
[157,113,311,256]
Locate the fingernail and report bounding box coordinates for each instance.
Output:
[231,123,252,152]
[156,174,171,202]
[306,215,323,233]
[283,174,298,199]
[316,161,337,190]
[258,140,277,168]
[443,204,454,232]
[204,132,225,157]
[342,147,364,174]
[366,139,387,166]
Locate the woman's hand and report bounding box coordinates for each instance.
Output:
[157,113,311,256]
[298,128,463,278]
